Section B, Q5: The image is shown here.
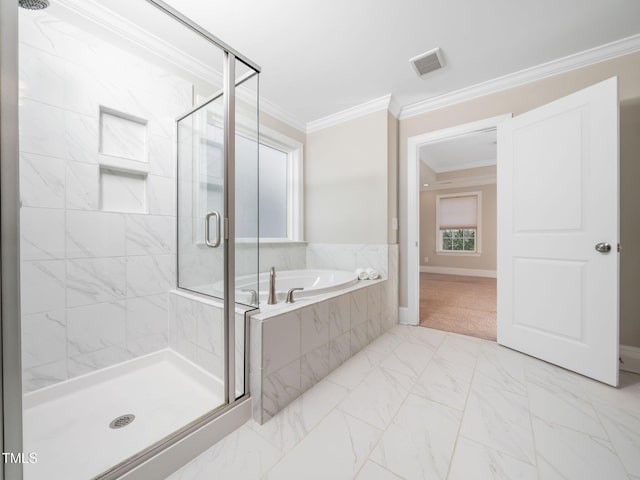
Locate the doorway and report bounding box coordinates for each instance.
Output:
[405,114,510,334]
[418,128,498,340]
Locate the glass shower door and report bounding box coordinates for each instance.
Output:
[177,94,226,298]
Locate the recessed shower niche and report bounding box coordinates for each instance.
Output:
[98,107,149,213]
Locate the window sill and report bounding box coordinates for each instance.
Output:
[436,251,481,257]
[259,239,307,246]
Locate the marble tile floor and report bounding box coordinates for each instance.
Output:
[23,351,223,480]
[167,325,640,480]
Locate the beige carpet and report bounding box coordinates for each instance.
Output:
[420,273,497,340]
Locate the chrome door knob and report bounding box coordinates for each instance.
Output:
[595,242,612,253]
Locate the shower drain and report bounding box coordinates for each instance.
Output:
[109,414,135,429]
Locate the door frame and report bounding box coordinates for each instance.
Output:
[404,114,512,325]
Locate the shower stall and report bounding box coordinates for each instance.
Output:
[0,0,259,478]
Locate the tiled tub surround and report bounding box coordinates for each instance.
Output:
[18,11,192,392]
[306,244,390,279]
[250,279,397,424]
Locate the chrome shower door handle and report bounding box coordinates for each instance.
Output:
[205,211,221,248]
[595,242,612,253]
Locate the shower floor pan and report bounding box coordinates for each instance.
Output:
[22,349,224,480]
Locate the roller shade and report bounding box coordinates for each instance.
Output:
[439,195,477,229]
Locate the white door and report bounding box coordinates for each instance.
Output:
[497,77,619,386]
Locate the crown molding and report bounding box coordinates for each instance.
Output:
[306,94,395,134]
[259,97,307,133]
[421,175,496,192]
[388,95,402,118]
[399,33,640,120]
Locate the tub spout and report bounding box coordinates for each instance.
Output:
[268,267,277,305]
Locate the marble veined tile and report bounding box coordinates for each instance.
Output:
[66,257,126,307]
[263,360,302,420]
[167,424,282,480]
[301,344,329,392]
[328,294,350,339]
[533,416,628,480]
[390,324,445,349]
[22,360,67,393]
[300,302,329,355]
[350,289,368,327]
[66,211,126,258]
[328,331,351,372]
[67,301,126,356]
[20,152,65,208]
[592,400,640,477]
[579,371,640,415]
[371,394,462,480]
[126,294,169,355]
[355,461,403,480]
[526,372,608,440]
[68,345,133,378]
[412,354,474,411]
[20,208,65,261]
[250,379,348,453]
[460,375,535,464]
[326,346,386,391]
[148,174,176,216]
[149,134,174,178]
[19,99,66,160]
[262,311,301,375]
[474,342,527,396]
[66,161,98,210]
[20,260,66,315]
[65,110,98,164]
[350,323,369,356]
[264,410,381,480]
[126,214,175,255]
[449,437,537,480]
[125,255,175,297]
[436,333,483,369]
[380,340,435,380]
[21,310,66,369]
[366,330,404,358]
[338,366,414,430]
[19,43,65,106]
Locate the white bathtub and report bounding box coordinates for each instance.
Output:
[209,269,354,305]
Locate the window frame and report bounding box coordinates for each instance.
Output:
[258,126,304,242]
[435,191,482,256]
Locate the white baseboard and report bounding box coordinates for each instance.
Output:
[399,307,410,325]
[620,345,640,374]
[420,266,497,278]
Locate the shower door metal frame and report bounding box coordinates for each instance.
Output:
[0,0,24,479]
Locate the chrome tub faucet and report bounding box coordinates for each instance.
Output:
[268,267,277,304]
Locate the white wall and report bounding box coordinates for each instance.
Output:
[305,110,391,245]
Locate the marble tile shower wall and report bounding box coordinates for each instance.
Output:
[18,13,193,392]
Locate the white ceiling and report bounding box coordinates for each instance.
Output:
[161,0,640,127]
[420,129,497,173]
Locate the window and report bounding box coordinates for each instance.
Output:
[436,192,481,253]
[258,129,303,241]
[258,143,288,238]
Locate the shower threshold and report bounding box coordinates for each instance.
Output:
[22,350,224,480]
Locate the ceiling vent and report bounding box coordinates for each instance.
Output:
[410,48,444,77]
